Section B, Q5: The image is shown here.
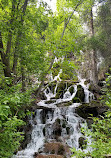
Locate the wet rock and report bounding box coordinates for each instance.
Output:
[58,145,65,155]
[56,101,72,107]
[75,101,108,119]
[48,81,57,94]
[52,119,62,136]
[43,127,45,136]
[72,85,85,103]
[66,127,70,135]
[40,109,54,124]
[55,82,67,99]
[89,82,101,94]
[62,120,67,128]
[33,101,54,111]
[69,86,74,95]
[45,100,56,104]
[20,122,33,149]
[84,79,90,85]
[46,88,50,94]
[79,137,87,150]
[39,91,47,100]
[34,152,38,158]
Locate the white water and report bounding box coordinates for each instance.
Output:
[14,77,92,158]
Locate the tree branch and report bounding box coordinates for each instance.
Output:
[61,1,83,39]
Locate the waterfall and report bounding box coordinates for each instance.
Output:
[14,77,93,158]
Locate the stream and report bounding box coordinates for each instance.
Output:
[14,77,93,158]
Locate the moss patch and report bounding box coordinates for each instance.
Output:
[56,101,72,107]
[48,81,57,94]
[55,82,66,99]
[45,100,56,104]
[75,101,109,119]
[69,86,74,95]
[72,85,85,103]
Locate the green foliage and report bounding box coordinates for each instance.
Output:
[61,60,77,80]
[0,116,24,158]
[0,79,33,157]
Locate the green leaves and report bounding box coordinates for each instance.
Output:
[0,116,24,158]
[0,80,33,157]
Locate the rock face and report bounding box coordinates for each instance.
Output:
[75,101,108,119]
[72,85,85,103]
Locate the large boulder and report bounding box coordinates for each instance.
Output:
[75,101,108,119]
[72,85,85,103]
[43,142,70,156]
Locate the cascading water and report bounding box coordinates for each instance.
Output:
[14,77,93,158]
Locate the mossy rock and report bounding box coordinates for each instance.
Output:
[67,82,73,88]
[55,82,67,99]
[66,127,70,135]
[52,119,62,136]
[45,100,56,104]
[62,120,67,128]
[48,81,57,94]
[84,79,90,85]
[79,137,87,150]
[72,85,85,103]
[75,101,108,119]
[56,101,72,107]
[56,118,61,124]
[69,86,74,95]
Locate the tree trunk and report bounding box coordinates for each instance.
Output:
[0,0,16,77]
[21,65,26,92]
[0,32,12,77]
[90,8,98,85]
